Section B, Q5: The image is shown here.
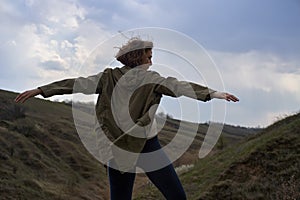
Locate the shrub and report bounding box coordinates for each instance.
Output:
[0,104,26,121]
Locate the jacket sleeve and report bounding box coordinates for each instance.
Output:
[150,71,216,102]
[38,73,103,98]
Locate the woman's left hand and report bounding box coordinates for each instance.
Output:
[211,91,239,102]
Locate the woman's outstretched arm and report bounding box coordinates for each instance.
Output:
[15,72,103,103]
[149,71,239,102]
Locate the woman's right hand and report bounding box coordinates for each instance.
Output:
[14,88,42,103]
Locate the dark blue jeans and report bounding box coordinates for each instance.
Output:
[108,136,187,200]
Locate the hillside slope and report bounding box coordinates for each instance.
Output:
[135,112,300,199]
[0,90,108,200]
[201,113,300,199]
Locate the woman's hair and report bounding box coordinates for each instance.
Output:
[115,38,153,68]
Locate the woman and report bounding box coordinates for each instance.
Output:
[15,38,239,200]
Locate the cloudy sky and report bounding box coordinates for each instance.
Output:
[1,0,300,127]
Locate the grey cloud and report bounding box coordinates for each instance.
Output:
[224,87,300,127]
[40,60,65,71]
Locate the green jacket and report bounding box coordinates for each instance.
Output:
[39,66,215,171]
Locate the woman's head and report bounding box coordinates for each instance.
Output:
[115,38,153,68]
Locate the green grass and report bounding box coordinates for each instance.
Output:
[0,90,108,199]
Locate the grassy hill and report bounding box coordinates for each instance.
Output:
[0,89,260,199]
[0,90,109,200]
[134,112,300,199]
